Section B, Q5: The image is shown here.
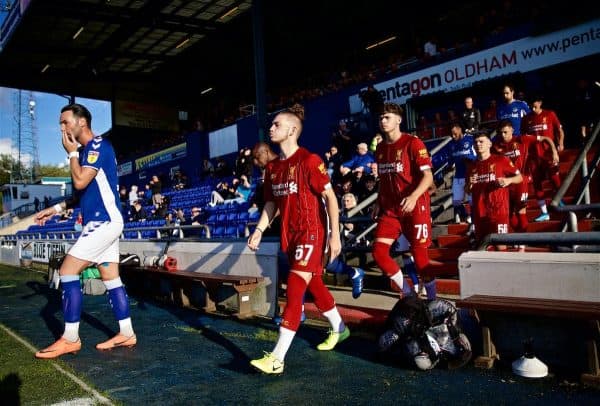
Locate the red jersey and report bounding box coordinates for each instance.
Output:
[264,147,330,252]
[492,135,538,174]
[375,133,432,215]
[467,154,520,220]
[522,110,561,160]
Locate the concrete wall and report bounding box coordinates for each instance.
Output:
[458,251,600,302]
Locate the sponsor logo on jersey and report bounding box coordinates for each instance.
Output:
[418,148,429,158]
[87,150,100,164]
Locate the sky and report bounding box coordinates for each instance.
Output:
[0,86,112,167]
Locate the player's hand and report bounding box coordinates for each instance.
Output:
[371,203,380,220]
[557,143,564,152]
[247,229,262,251]
[497,177,508,188]
[552,153,559,165]
[35,207,58,226]
[401,194,418,213]
[61,130,78,154]
[327,233,342,263]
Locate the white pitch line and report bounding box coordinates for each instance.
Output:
[0,323,113,405]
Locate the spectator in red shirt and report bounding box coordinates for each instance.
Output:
[372,103,442,300]
[467,133,522,250]
[247,104,348,375]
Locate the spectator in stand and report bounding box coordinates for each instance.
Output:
[497,84,530,135]
[357,174,379,206]
[324,145,344,183]
[372,103,443,300]
[340,193,369,246]
[250,141,280,234]
[417,115,433,140]
[492,120,559,243]
[172,170,187,190]
[340,143,375,177]
[44,195,50,209]
[522,96,565,221]
[200,158,215,180]
[209,180,235,206]
[129,200,147,222]
[571,78,599,147]
[467,132,522,250]
[119,186,128,218]
[247,103,348,374]
[150,175,163,207]
[423,36,438,58]
[225,175,252,204]
[449,123,476,224]
[461,97,481,133]
[190,207,203,225]
[34,196,40,212]
[128,185,138,210]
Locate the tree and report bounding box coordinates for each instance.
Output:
[37,164,70,178]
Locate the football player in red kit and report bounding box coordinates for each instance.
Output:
[522,96,564,221]
[467,132,523,250]
[492,120,558,242]
[372,103,441,300]
[247,104,348,374]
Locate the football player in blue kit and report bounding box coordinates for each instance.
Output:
[35,104,136,359]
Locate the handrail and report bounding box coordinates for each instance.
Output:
[478,231,600,251]
[550,119,599,232]
[551,119,599,208]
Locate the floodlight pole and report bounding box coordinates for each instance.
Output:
[252,0,267,141]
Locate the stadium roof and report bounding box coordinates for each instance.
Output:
[0,0,464,108]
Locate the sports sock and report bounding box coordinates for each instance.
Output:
[424,279,437,300]
[103,277,134,336]
[307,275,335,314]
[61,275,82,341]
[403,256,419,287]
[390,269,404,290]
[518,212,529,232]
[322,307,345,333]
[538,201,548,214]
[272,326,296,362]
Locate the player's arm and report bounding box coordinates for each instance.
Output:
[322,186,341,262]
[247,201,278,251]
[556,124,565,152]
[539,135,560,164]
[401,168,433,213]
[62,132,96,190]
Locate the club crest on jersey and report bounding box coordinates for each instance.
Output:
[87,151,100,164]
[396,149,403,160]
[288,165,296,180]
[490,163,496,172]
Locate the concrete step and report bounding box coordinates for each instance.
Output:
[437,234,470,248]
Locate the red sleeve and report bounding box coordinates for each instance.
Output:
[409,137,433,171]
[501,156,520,177]
[306,153,331,195]
[263,163,274,203]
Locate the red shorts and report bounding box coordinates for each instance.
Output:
[375,207,432,249]
[286,231,326,275]
[509,179,529,212]
[474,216,509,244]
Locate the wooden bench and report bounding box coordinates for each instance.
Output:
[121,266,264,319]
[455,295,600,386]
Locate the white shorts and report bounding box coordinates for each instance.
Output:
[452,178,469,203]
[68,221,123,264]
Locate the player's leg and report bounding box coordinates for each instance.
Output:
[35,254,89,359]
[95,261,137,350]
[372,215,411,295]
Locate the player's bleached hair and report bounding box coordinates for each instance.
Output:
[280,103,305,135]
